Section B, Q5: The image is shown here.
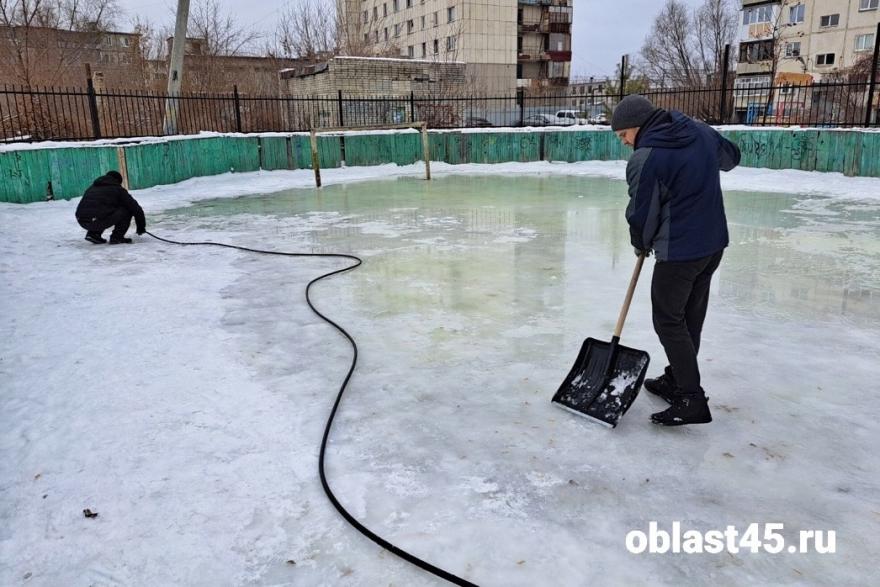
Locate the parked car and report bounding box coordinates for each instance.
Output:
[588,113,609,125]
[522,113,559,126]
[555,110,590,125]
[464,116,493,128]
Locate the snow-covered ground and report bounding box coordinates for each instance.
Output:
[2,162,879,586]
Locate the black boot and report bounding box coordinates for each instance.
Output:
[85,232,107,244]
[644,366,677,404]
[109,236,133,244]
[651,392,712,426]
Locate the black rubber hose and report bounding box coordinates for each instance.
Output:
[145,231,478,587]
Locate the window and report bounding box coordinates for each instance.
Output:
[383,3,387,17]
[384,27,389,41]
[432,12,438,26]
[406,0,412,7]
[743,5,773,25]
[854,33,875,52]
[819,14,839,27]
[373,6,377,20]
[408,45,414,58]
[407,19,414,34]
[733,75,771,98]
[816,53,835,66]
[374,30,379,43]
[447,5,456,22]
[421,42,426,57]
[393,0,399,12]
[859,0,878,10]
[421,15,425,29]
[364,32,369,42]
[446,35,456,51]
[363,10,368,23]
[433,39,439,54]
[394,23,400,37]
[789,4,805,24]
[119,36,131,47]
[739,39,774,62]
[785,41,801,57]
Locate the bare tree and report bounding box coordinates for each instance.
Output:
[695,0,738,76]
[639,0,736,88]
[179,0,262,92]
[272,0,337,62]
[130,15,168,89]
[0,0,120,85]
[188,0,260,57]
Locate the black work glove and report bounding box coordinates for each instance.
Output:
[634,247,651,258]
[137,225,146,235]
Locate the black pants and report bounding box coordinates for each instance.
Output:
[77,208,132,240]
[651,250,724,395]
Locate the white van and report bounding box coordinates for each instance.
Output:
[554,110,588,125]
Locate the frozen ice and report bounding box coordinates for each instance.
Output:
[2,164,879,585]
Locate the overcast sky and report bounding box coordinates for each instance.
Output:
[114,0,708,79]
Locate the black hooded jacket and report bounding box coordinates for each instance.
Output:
[75,174,145,233]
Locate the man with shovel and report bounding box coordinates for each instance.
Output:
[611,95,741,426]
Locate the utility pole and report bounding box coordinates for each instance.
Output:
[163,0,190,135]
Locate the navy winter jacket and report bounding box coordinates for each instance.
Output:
[625,110,741,262]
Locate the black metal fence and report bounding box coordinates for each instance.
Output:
[1,78,878,143]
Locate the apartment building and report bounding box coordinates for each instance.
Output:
[0,26,142,88]
[567,77,613,117]
[517,0,573,90]
[734,0,879,119]
[339,0,573,95]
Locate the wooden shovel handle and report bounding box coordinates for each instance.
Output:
[613,254,646,339]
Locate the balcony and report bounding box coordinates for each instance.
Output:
[518,22,540,32]
[518,52,550,62]
[547,50,571,62]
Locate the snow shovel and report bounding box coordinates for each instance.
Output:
[552,254,650,428]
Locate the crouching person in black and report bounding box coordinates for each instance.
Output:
[75,170,146,244]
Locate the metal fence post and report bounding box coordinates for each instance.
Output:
[337,89,345,126]
[720,44,731,124]
[86,77,102,139]
[865,22,880,127]
[410,91,416,123]
[518,88,525,126]
[618,54,628,102]
[233,85,243,132]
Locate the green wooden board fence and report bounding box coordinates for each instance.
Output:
[258,137,291,171]
[1,149,53,204]
[2,129,879,203]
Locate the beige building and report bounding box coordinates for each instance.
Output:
[734,0,879,120]
[517,1,573,91]
[146,38,302,95]
[339,0,573,95]
[567,77,614,117]
[279,56,469,127]
[0,26,143,88]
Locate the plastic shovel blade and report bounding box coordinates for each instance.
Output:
[551,337,650,428]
